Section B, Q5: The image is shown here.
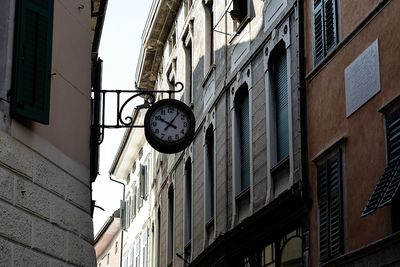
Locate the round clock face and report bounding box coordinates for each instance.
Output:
[144,99,195,154]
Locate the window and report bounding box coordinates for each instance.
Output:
[313,0,338,64]
[204,2,214,71]
[129,246,134,267]
[12,0,53,124]
[132,185,137,218]
[234,85,251,192]
[184,40,193,105]
[363,108,400,232]
[139,164,148,203]
[167,186,174,265]
[317,150,344,262]
[269,43,289,164]
[157,208,161,267]
[143,229,148,267]
[232,228,302,267]
[229,0,252,31]
[184,158,192,246]
[205,126,215,222]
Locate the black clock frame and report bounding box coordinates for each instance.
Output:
[144,98,195,154]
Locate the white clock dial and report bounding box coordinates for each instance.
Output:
[144,98,195,154]
[149,105,190,143]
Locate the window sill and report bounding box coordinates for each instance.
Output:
[202,64,216,88]
[271,156,289,175]
[229,16,251,44]
[205,216,214,229]
[235,186,250,201]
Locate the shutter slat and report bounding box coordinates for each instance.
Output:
[379,160,400,207]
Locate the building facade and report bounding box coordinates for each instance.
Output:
[128,0,307,266]
[110,110,154,267]
[0,0,106,266]
[305,0,400,266]
[95,209,122,267]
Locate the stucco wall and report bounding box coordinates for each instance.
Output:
[305,0,400,265]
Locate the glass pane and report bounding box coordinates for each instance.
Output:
[281,236,302,267]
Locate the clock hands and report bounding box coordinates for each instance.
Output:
[164,111,180,131]
[159,118,177,130]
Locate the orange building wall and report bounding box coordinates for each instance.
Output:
[305,0,400,264]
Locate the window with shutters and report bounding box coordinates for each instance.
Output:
[204,1,214,72]
[205,125,215,224]
[12,0,54,124]
[234,84,251,193]
[184,158,192,246]
[167,186,174,265]
[313,0,338,65]
[362,107,400,232]
[139,164,148,203]
[269,43,289,165]
[317,150,344,262]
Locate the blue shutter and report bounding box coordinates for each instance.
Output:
[274,49,289,162]
[12,0,53,124]
[238,90,250,190]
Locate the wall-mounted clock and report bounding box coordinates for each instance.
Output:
[144,99,195,154]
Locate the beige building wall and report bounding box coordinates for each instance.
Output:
[0,0,98,266]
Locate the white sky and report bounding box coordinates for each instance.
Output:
[92,0,152,236]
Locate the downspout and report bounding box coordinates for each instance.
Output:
[297,0,311,266]
[109,173,125,267]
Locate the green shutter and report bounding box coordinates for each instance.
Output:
[313,0,324,63]
[317,151,343,262]
[238,89,250,190]
[327,153,343,257]
[314,0,337,64]
[317,163,330,262]
[388,110,400,162]
[274,49,289,162]
[12,0,53,124]
[324,0,337,53]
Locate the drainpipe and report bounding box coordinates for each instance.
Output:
[297,0,311,266]
[109,173,125,267]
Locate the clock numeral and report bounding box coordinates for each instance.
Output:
[181,115,185,120]
[161,133,165,138]
[181,129,185,134]
[175,134,179,140]
[183,122,188,127]
[152,122,157,127]
[168,108,174,113]
[168,136,172,141]
[155,115,161,120]
[161,110,166,115]
[155,129,159,134]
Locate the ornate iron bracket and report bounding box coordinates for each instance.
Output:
[91,82,184,145]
